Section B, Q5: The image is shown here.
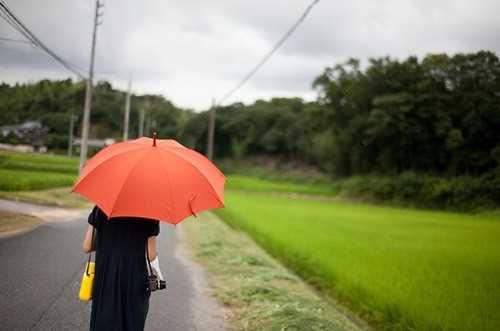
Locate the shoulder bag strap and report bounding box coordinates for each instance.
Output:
[85,225,95,276]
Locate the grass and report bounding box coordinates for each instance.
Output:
[0,169,76,191]
[3,151,499,330]
[0,151,78,191]
[0,151,78,174]
[216,191,500,331]
[0,210,43,233]
[0,151,85,206]
[183,212,366,331]
[227,175,336,196]
[0,151,337,205]
[0,187,90,208]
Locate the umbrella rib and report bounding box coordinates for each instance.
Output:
[107,149,150,217]
[73,145,146,188]
[156,150,177,221]
[162,149,224,207]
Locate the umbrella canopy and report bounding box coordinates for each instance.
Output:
[72,134,225,224]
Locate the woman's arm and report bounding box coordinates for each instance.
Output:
[147,236,157,261]
[82,225,95,253]
[147,236,164,280]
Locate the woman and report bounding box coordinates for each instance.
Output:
[82,206,160,331]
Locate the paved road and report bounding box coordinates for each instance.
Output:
[0,200,226,331]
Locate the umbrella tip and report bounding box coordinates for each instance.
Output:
[153,132,157,146]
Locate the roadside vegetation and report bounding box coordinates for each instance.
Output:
[183,212,367,331]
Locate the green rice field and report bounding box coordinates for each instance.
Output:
[226,174,335,196]
[0,152,332,194]
[0,168,76,191]
[216,191,500,331]
[0,151,78,173]
[0,152,78,191]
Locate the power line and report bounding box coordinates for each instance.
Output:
[0,36,32,44]
[0,7,36,45]
[217,0,320,106]
[0,0,86,79]
[0,1,85,78]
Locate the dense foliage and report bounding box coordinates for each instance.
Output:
[188,51,500,178]
[312,51,500,177]
[1,51,499,179]
[0,79,189,153]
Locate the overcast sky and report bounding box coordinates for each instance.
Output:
[1,0,499,110]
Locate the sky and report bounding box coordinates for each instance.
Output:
[1,0,499,111]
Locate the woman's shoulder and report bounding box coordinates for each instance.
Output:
[145,219,160,237]
[88,206,107,227]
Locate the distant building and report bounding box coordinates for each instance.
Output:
[0,143,34,153]
[0,120,48,150]
[73,138,116,147]
[1,120,46,136]
[0,125,16,137]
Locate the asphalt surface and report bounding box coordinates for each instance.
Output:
[0,200,226,331]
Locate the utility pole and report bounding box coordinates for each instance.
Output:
[138,108,145,137]
[79,0,103,172]
[151,119,157,136]
[206,99,216,160]
[123,74,132,141]
[68,111,76,157]
[138,99,148,137]
[144,111,151,137]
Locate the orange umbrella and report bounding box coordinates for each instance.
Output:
[72,134,225,224]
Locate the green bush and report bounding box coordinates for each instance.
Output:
[334,171,500,211]
[44,133,69,150]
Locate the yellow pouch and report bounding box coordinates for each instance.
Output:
[79,261,95,301]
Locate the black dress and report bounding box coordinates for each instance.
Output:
[88,206,160,331]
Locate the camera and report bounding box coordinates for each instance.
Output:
[146,274,166,292]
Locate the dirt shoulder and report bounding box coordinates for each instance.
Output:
[0,198,88,239]
[0,187,91,209]
[183,212,369,331]
[0,210,43,236]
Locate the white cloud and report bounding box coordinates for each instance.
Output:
[1,0,499,110]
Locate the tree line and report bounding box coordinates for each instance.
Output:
[1,50,499,179]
